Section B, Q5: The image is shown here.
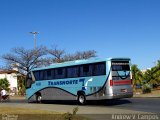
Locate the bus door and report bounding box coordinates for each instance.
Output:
[110,60,132,96]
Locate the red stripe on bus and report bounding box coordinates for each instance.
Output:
[113,80,132,85]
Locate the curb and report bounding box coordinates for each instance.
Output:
[133,95,160,98]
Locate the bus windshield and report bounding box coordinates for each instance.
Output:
[111,61,130,80]
[26,72,34,88]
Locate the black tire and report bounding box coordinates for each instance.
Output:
[77,94,86,105]
[36,94,42,103]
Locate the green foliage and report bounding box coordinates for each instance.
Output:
[132,59,160,91]
[18,84,26,96]
[143,60,160,88]
[63,107,79,120]
[17,75,26,96]
[0,78,10,91]
[142,84,152,94]
[131,64,143,88]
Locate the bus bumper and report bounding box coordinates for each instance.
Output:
[106,92,133,99]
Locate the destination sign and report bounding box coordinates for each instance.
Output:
[112,63,129,65]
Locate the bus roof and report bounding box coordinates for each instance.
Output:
[32,57,130,71]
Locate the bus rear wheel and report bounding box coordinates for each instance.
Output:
[36,94,42,103]
[78,94,86,105]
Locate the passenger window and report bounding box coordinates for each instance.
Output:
[80,64,93,77]
[83,65,89,72]
[55,68,66,79]
[67,66,79,78]
[93,62,106,76]
[47,70,51,76]
[39,70,45,80]
[46,69,53,80]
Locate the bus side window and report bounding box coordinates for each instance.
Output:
[55,68,66,79]
[46,69,52,80]
[43,70,47,80]
[67,66,79,78]
[80,64,93,77]
[51,69,55,79]
[93,62,106,76]
[39,70,44,80]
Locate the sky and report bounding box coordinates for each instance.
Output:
[0,0,160,70]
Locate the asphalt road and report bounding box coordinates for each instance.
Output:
[107,98,160,113]
[1,97,160,113]
[1,97,160,120]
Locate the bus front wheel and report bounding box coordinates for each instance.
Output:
[78,94,86,105]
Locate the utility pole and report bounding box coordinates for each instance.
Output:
[29,31,39,49]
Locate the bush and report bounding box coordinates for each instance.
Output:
[142,84,151,94]
[0,78,10,91]
[17,76,26,96]
[18,83,26,96]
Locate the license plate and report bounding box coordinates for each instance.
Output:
[121,89,127,92]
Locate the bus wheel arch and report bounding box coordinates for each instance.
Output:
[35,92,42,103]
[77,91,86,105]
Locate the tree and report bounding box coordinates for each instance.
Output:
[0,78,10,91]
[144,60,160,88]
[1,46,47,95]
[1,46,47,75]
[17,75,26,96]
[63,50,97,61]
[47,46,65,63]
[153,60,160,86]
[47,46,97,63]
[131,64,143,89]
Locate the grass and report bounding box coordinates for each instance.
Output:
[0,106,61,120]
[0,106,59,114]
[0,106,88,120]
